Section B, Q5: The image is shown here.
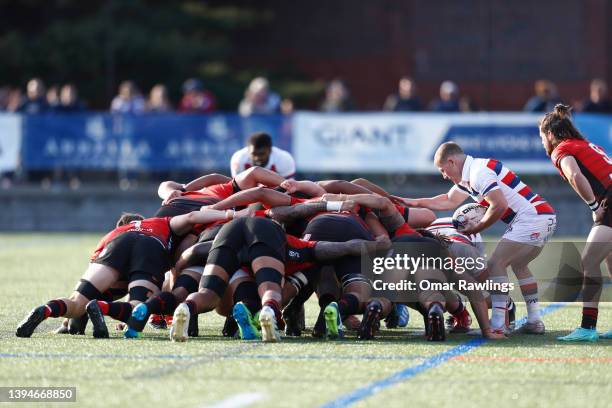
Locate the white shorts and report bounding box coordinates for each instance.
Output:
[503,214,557,247]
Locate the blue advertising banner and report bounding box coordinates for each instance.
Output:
[20,113,292,171]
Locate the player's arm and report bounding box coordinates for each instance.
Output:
[318,179,373,194]
[463,189,507,235]
[234,166,286,190]
[322,193,405,232]
[266,200,355,223]
[158,181,184,200]
[208,186,292,210]
[280,179,326,197]
[313,236,392,261]
[559,156,605,220]
[169,208,234,236]
[401,187,469,211]
[351,178,394,198]
[183,174,232,191]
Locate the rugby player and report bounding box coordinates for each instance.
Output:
[403,142,556,335]
[539,104,612,341]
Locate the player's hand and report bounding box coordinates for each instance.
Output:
[280,179,299,194]
[395,196,419,207]
[374,234,392,251]
[460,223,482,236]
[162,189,183,205]
[321,193,345,201]
[340,200,356,212]
[234,207,255,218]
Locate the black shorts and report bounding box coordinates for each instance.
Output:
[303,214,373,282]
[198,223,223,243]
[92,231,171,286]
[213,217,287,263]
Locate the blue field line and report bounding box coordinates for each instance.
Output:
[0,352,426,363]
[320,303,567,408]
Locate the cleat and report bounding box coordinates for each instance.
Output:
[558,327,598,342]
[283,302,303,337]
[324,302,344,339]
[446,309,472,334]
[222,316,238,338]
[396,303,409,327]
[233,302,261,340]
[600,330,612,339]
[312,307,327,338]
[358,300,382,340]
[16,306,46,338]
[426,303,445,341]
[259,306,281,342]
[148,314,167,330]
[517,319,545,335]
[384,305,399,329]
[507,299,516,331]
[86,300,109,339]
[123,327,142,339]
[170,303,190,342]
[68,315,88,335]
[125,303,150,336]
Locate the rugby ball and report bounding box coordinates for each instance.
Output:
[452,203,487,231]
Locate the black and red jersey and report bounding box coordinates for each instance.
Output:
[551,139,612,202]
[285,234,318,275]
[91,217,174,260]
[168,180,237,206]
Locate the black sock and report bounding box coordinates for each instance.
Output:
[146,292,177,315]
[107,302,133,323]
[449,297,465,316]
[233,281,261,315]
[581,307,598,330]
[185,300,197,316]
[318,293,336,309]
[337,294,360,320]
[44,300,67,318]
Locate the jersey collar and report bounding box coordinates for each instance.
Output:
[460,155,474,185]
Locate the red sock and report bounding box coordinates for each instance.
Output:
[97,301,110,315]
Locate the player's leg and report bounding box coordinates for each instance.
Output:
[230,271,261,340]
[559,225,612,341]
[16,263,119,337]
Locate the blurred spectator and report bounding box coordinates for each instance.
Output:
[54,84,85,112]
[46,85,59,109]
[320,79,353,112]
[429,81,460,112]
[280,98,294,115]
[179,78,216,113]
[6,89,22,112]
[147,84,172,112]
[580,79,612,114]
[110,80,146,114]
[238,77,280,116]
[523,80,562,112]
[383,77,423,111]
[17,78,49,114]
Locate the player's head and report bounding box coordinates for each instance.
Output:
[434,142,466,184]
[116,212,144,227]
[247,132,273,167]
[539,104,585,156]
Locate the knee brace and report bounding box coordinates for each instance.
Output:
[255,267,283,287]
[76,279,103,301]
[200,274,228,298]
[173,274,199,294]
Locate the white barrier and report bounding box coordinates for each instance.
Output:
[0,114,22,172]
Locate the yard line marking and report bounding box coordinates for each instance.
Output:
[203,392,265,408]
[320,303,566,408]
[450,356,612,363]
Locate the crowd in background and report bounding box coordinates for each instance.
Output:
[1,76,611,115]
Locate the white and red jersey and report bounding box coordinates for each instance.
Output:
[450,155,555,224]
[230,146,296,178]
[426,217,482,246]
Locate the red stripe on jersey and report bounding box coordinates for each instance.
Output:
[393,223,419,238]
[534,202,555,215]
[501,171,515,186]
[517,186,532,199]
